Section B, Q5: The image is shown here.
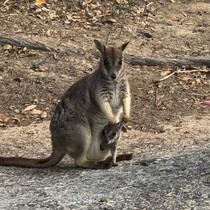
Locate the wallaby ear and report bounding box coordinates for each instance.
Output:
[94,39,105,54]
[119,41,130,52]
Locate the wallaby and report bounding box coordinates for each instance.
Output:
[100,122,124,166]
[0,40,132,169]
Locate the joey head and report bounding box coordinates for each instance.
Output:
[100,122,125,166]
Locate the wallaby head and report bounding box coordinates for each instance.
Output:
[94,40,129,81]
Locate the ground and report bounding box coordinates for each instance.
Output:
[0,0,210,209]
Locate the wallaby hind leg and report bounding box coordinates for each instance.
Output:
[100,144,118,166]
[111,145,118,166]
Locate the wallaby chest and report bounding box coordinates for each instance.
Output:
[101,81,124,109]
[110,85,122,109]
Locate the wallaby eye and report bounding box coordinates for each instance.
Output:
[104,59,108,66]
[118,59,122,66]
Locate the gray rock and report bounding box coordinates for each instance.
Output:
[1,147,210,210]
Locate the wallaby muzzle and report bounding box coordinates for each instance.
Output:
[110,73,117,80]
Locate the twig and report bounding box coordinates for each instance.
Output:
[156,69,210,82]
[156,71,176,82]
[155,87,159,109]
[105,27,112,45]
[3,0,10,6]
[176,69,210,74]
[58,30,62,46]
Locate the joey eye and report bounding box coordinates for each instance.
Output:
[118,59,122,66]
[104,59,108,66]
[111,132,117,138]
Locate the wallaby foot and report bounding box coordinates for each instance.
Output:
[75,159,112,169]
[112,162,119,167]
[116,153,133,162]
[97,159,113,169]
[102,152,133,167]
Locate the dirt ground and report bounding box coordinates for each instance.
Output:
[1,0,210,209]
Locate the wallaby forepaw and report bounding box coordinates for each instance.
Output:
[122,115,130,124]
[109,118,117,125]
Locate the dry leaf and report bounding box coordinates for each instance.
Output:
[23,104,37,112]
[2,44,12,50]
[0,114,10,123]
[105,18,117,24]
[7,117,20,124]
[14,109,20,114]
[49,11,58,20]
[181,76,192,81]
[30,109,42,115]
[46,29,51,37]
[27,51,43,57]
[0,114,20,124]
[35,0,46,5]
[40,111,47,119]
[116,0,128,4]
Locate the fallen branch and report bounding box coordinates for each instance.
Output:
[0,35,85,55]
[125,55,210,67]
[1,35,210,68]
[0,35,54,52]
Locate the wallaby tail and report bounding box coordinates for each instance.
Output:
[0,149,65,168]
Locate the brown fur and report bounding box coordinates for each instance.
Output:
[0,40,131,169]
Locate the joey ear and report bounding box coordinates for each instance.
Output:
[119,41,130,52]
[117,121,127,132]
[94,39,105,54]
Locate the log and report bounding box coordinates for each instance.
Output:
[125,55,210,67]
[0,35,54,52]
[1,35,210,68]
[0,35,85,55]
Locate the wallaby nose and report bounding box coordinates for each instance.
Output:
[110,73,117,80]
